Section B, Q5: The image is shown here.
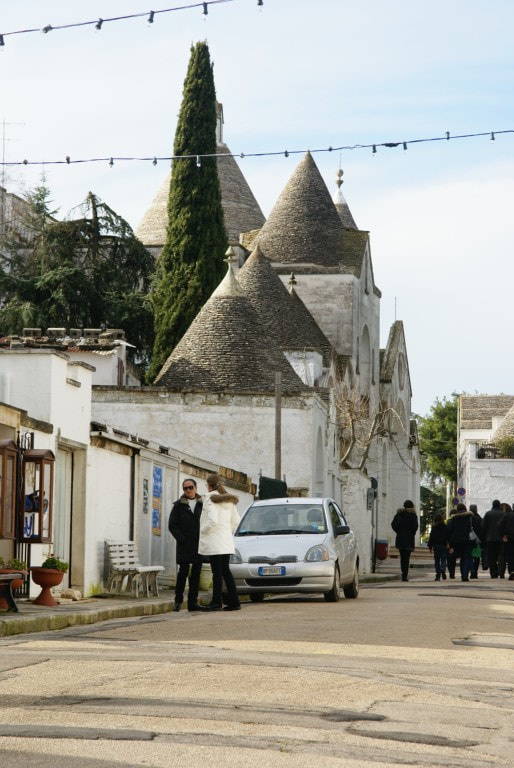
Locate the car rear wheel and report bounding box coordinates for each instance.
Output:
[324,565,340,602]
[343,565,359,599]
[249,592,265,603]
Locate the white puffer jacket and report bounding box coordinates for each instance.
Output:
[198,491,240,556]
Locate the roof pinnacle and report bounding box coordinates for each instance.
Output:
[288,271,297,294]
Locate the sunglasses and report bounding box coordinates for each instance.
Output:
[183,485,195,491]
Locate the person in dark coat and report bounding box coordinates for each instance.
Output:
[428,513,449,580]
[447,502,479,581]
[469,504,483,579]
[481,500,506,579]
[391,500,418,582]
[498,504,514,580]
[168,478,205,612]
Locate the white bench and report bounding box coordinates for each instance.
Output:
[105,540,164,598]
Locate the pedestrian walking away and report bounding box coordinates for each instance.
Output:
[199,473,241,611]
[481,500,507,579]
[446,507,459,578]
[498,503,514,580]
[428,513,448,580]
[391,500,418,581]
[469,504,483,579]
[447,502,479,581]
[168,478,205,612]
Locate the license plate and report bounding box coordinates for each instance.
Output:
[258,565,286,576]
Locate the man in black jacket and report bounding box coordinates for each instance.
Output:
[482,499,506,579]
[168,479,205,612]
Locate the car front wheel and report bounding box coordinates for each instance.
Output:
[343,565,359,599]
[324,565,340,602]
[249,592,265,603]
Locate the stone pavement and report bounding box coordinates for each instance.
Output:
[0,568,408,638]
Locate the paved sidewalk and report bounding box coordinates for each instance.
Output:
[0,592,175,637]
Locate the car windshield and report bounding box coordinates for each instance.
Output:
[236,503,327,535]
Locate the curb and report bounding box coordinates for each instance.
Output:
[0,599,173,638]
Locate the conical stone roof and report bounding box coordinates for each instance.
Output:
[491,403,514,441]
[255,151,345,267]
[135,143,265,247]
[155,267,305,393]
[237,246,333,366]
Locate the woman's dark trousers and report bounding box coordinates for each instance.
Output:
[175,561,202,608]
[433,545,447,576]
[210,554,240,607]
[399,549,411,580]
[455,543,473,580]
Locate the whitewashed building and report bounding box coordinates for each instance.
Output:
[458,394,514,514]
[94,151,420,573]
[0,348,254,596]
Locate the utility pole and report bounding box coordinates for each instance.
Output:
[0,118,24,236]
[275,371,281,480]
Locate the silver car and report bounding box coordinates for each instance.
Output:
[230,497,359,602]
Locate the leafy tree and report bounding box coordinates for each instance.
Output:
[0,190,155,368]
[418,396,457,483]
[419,484,446,537]
[148,41,227,382]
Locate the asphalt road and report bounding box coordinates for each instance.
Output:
[0,576,513,768]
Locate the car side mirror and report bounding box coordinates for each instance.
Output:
[335,524,350,536]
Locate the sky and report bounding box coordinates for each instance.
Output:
[2,0,514,417]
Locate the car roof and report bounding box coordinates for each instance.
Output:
[248,497,335,507]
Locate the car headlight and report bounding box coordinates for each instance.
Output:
[230,549,242,564]
[305,545,330,562]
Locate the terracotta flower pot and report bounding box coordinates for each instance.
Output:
[0,568,28,610]
[30,567,64,607]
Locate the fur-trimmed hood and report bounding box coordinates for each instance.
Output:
[179,493,202,505]
[396,506,417,515]
[207,492,239,505]
[449,510,472,519]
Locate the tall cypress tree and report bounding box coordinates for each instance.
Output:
[148,42,227,382]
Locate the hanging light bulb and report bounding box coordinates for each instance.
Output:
[490,132,495,141]
[95,18,103,30]
[42,25,53,34]
[203,2,208,16]
[196,155,201,167]
[284,150,289,158]
[372,145,377,154]
[403,142,407,151]
[0,34,5,47]
[445,131,450,140]
[152,157,157,166]
[148,10,155,24]
[66,156,71,164]
[109,157,114,167]
[257,0,264,6]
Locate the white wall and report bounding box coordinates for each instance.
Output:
[92,389,326,494]
[340,469,371,574]
[0,350,92,445]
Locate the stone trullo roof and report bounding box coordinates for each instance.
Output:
[459,395,514,431]
[491,402,514,441]
[135,143,265,247]
[237,246,334,367]
[154,267,306,393]
[255,151,345,268]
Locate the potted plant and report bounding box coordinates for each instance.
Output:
[0,557,28,610]
[30,555,69,607]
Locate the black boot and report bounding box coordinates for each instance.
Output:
[173,602,181,612]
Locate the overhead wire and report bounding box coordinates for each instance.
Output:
[0,128,511,168]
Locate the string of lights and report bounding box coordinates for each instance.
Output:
[0,0,244,46]
[0,128,511,169]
